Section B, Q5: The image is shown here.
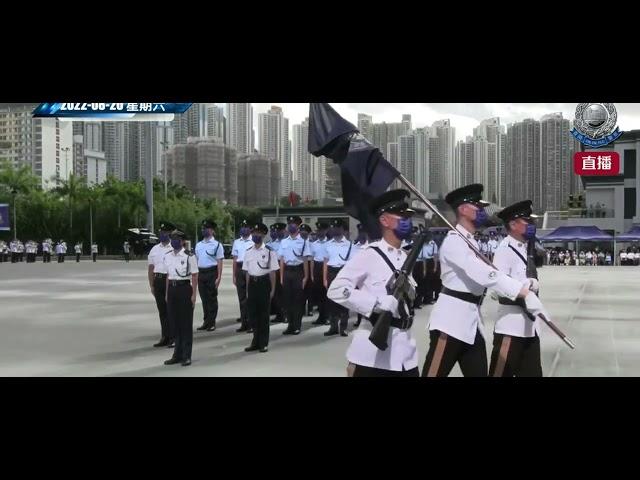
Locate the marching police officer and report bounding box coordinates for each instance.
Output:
[422,184,546,377]
[148,222,176,348]
[194,219,224,332]
[91,242,98,262]
[268,223,286,324]
[278,215,310,335]
[17,239,24,262]
[75,241,82,262]
[310,222,330,326]
[163,230,199,367]
[299,224,315,317]
[242,223,279,353]
[323,219,355,337]
[42,238,51,263]
[56,240,66,263]
[232,220,254,333]
[490,200,543,377]
[327,190,419,377]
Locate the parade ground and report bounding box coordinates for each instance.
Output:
[1,260,639,377]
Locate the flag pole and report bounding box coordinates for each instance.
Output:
[396,173,575,350]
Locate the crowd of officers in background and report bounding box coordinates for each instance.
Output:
[0,239,135,263]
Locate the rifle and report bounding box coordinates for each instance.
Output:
[369,230,428,351]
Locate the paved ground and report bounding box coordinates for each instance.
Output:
[0,260,639,376]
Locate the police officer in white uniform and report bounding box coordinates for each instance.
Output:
[91,242,98,262]
[75,242,82,262]
[490,200,543,377]
[422,184,546,377]
[163,230,199,367]
[232,220,254,333]
[487,233,499,262]
[42,239,52,263]
[148,222,176,348]
[328,189,420,377]
[323,219,355,337]
[242,223,280,353]
[194,219,224,332]
[310,222,330,326]
[278,215,311,335]
[123,240,131,263]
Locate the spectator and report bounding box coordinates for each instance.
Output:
[585,250,592,266]
[620,250,628,266]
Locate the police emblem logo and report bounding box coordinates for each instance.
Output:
[342,288,351,298]
[181,260,185,265]
[571,103,623,147]
[489,271,497,279]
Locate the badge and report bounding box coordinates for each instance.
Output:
[489,271,496,279]
[181,261,185,265]
[342,288,351,298]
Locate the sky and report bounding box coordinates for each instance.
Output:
[240,103,640,144]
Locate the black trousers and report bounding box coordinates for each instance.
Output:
[76,253,81,262]
[92,253,97,262]
[235,263,249,328]
[11,252,16,263]
[43,252,51,263]
[57,254,64,263]
[124,253,130,262]
[283,266,305,332]
[327,267,349,332]
[423,259,437,303]
[422,330,488,377]
[353,365,420,377]
[198,266,219,327]
[303,262,314,315]
[248,275,271,349]
[489,333,542,377]
[153,275,174,340]
[412,261,425,306]
[270,271,285,320]
[168,283,194,361]
[312,262,327,320]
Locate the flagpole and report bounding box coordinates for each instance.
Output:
[396,173,575,350]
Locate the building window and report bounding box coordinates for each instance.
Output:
[624,187,636,219]
[624,149,636,179]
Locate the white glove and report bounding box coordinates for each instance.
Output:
[524,293,551,321]
[522,278,539,294]
[374,295,399,315]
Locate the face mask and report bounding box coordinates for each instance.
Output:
[159,233,170,243]
[357,233,367,244]
[270,230,277,240]
[252,235,263,244]
[525,223,537,240]
[393,217,413,241]
[288,224,298,235]
[240,227,250,237]
[171,239,182,250]
[301,232,309,240]
[202,229,212,238]
[277,231,286,240]
[473,208,488,228]
[310,234,318,242]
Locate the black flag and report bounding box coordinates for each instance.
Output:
[308,103,400,239]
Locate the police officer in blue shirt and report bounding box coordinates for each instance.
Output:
[323,219,354,337]
[268,223,286,324]
[233,220,254,333]
[278,215,310,335]
[310,221,330,326]
[194,219,224,332]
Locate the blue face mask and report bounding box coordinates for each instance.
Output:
[525,223,537,240]
[202,229,212,238]
[252,235,263,244]
[240,227,250,237]
[393,217,413,240]
[288,224,298,235]
[171,239,182,250]
[357,233,367,244]
[159,233,170,243]
[473,208,489,228]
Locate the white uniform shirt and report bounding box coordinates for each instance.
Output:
[42,242,51,253]
[148,242,173,274]
[55,244,63,254]
[75,245,82,254]
[232,236,254,263]
[324,237,354,267]
[488,239,499,254]
[123,242,130,253]
[492,235,541,338]
[242,244,280,277]
[327,238,418,372]
[91,244,98,254]
[427,224,524,345]
[163,248,199,281]
[352,241,368,258]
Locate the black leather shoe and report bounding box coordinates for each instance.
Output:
[181,359,192,367]
[207,325,217,332]
[292,330,301,335]
[259,347,268,353]
[167,340,175,348]
[236,318,242,323]
[237,326,248,333]
[245,345,259,352]
[164,358,181,365]
[324,330,339,337]
[247,329,254,334]
[340,331,348,337]
[154,338,168,348]
[196,324,208,331]
[282,330,293,335]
